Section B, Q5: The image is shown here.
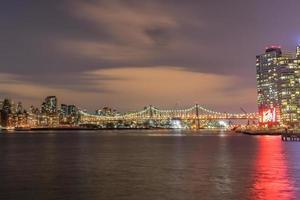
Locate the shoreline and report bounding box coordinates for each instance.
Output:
[2,127,152,131]
[241,131,282,136]
[1,127,297,136]
[241,129,300,136]
[1,127,237,133]
[0,127,177,132]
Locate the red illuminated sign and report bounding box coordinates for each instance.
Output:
[262,108,276,122]
[259,107,279,126]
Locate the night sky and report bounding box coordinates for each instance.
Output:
[1,0,300,112]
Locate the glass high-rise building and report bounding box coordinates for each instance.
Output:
[256,46,300,126]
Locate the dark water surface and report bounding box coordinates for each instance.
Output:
[0,130,300,200]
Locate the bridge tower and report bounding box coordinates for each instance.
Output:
[147,105,155,128]
[149,105,154,119]
[195,104,200,129]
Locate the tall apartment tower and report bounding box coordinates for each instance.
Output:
[256,46,300,126]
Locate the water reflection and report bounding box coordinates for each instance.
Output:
[252,137,295,200]
[1,132,299,200]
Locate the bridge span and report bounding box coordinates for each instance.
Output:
[79,104,258,128]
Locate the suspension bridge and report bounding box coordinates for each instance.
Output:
[79,104,258,128]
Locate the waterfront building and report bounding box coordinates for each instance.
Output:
[67,105,79,125]
[28,111,39,127]
[0,99,29,128]
[59,104,68,124]
[0,99,12,127]
[256,46,300,126]
[14,111,29,128]
[2,99,12,113]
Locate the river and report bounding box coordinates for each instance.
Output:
[0,130,299,200]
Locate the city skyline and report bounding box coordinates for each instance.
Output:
[0,95,258,129]
[2,2,300,200]
[1,0,300,112]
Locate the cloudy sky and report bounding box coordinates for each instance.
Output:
[1,0,300,112]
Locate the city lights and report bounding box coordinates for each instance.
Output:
[0,45,300,130]
[256,45,300,127]
[0,97,258,130]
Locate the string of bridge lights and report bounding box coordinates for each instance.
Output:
[80,105,258,120]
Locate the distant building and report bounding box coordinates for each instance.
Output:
[16,102,23,114]
[59,104,78,125]
[42,96,57,114]
[256,45,300,126]
[297,46,300,58]
[60,104,68,116]
[2,99,12,114]
[95,107,117,116]
[0,99,12,127]
[68,105,77,116]
[0,100,3,111]
[41,96,59,126]
[28,106,40,127]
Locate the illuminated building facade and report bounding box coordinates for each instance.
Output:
[60,104,68,116]
[256,46,300,126]
[41,96,59,126]
[42,96,57,114]
[95,107,118,116]
[0,99,29,128]
[67,105,77,116]
[0,99,12,127]
[59,104,79,125]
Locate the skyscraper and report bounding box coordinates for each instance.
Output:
[256,46,300,126]
[40,96,59,127]
[42,96,58,114]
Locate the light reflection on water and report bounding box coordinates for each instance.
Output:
[0,130,299,200]
[251,137,296,200]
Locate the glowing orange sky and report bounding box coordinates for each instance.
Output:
[0,67,256,112]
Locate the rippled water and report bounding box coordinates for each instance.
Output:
[0,130,299,200]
